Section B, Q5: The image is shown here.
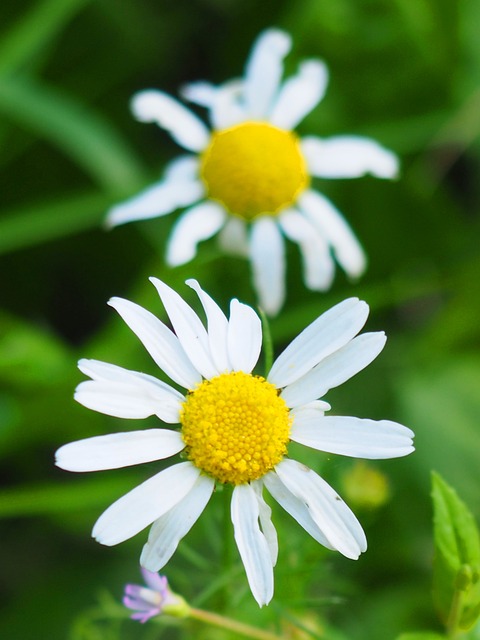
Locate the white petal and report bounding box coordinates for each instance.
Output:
[244,29,291,119]
[231,484,274,607]
[180,81,218,107]
[131,90,211,152]
[181,79,247,128]
[106,178,203,228]
[263,471,334,549]
[298,189,367,277]
[279,209,334,291]
[281,332,387,407]
[186,279,231,373]
[92,462,201,546]
[291,416,415,459]
[249,217,286,316]
[74,380,182,422]
[108,297,201,390]
[270,60,329,129]
[166,201,226,267]
[163,155,200,182]
[275,459,367,559]
[252,481,278,565]
[302,135,399,179]
[268,298,369,388]
[217,217,249,257]
[227,299,262,373]
[77,359,184,422]
[290,400,331,417]
[56,429,184,472]
[210,80,248,129]
[140,474,214,571]
[149,278,218,379]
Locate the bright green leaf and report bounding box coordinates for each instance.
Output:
[0,76,147,194]
[432,472,480,630]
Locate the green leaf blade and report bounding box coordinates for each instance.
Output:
[0,76,147,194]
[0,0,91,76]
[431,472,480,630]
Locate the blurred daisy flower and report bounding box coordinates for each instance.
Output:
[56,279,413,606]
[123,568,186,623]
[107,29,398,315]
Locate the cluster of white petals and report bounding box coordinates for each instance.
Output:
[56,279,414,606]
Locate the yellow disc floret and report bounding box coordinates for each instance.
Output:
[181,371,291,485]
[200,121,309,220]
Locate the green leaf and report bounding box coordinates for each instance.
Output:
[0,474,138,518]
[0,191,110,255]
[0,76,147,194]
[0,0,91,76]
[432,472,480,630]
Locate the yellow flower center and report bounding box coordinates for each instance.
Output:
[200,122,309,220]
[180,371,291,485]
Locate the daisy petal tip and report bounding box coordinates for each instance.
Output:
[165,250,191,268]
[148,276,166,292]
[382,152,400,180]
[366,145,399,180]
[91,519,119,547]
[179,81,216,107]
[349,297,369,320]
[106,296,122,310]
[103,211,116,230]
[91,527,107,546]
[302,58,329,81]
[348,253,368,279]
[260,27,292,54]
[256,593,272,608]
[130,90,163,122]
[77,357,91,371]
[185,278,200,290]
[54,448,67,470]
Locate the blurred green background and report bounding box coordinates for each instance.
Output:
[1,1,480,638]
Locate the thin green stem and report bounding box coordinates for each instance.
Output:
[446,587,464,639]
[189,607,285,640]
[258,308,273,376]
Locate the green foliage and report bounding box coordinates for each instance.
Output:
[431,472,480,631]
[396,634,446,640]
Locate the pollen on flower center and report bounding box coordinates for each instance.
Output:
[180,371,291,485]
[200,122,309,221]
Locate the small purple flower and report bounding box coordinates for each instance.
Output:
[123,568,179,623]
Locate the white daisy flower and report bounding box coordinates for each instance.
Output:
[106,29,399,315]
[56,279,413,606]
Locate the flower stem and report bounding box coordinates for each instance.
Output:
[446,587,464,639]
[189,607,285,640]
[258,308,273,376]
